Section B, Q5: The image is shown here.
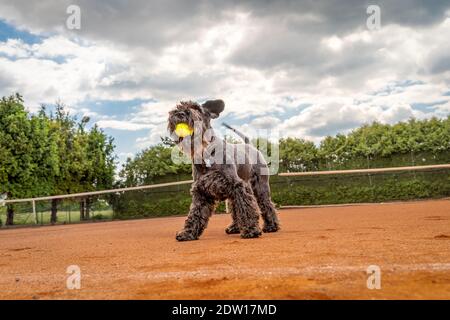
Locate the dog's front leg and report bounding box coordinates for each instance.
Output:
[176,187,215,241]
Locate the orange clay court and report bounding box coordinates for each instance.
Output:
[0,199,449,300]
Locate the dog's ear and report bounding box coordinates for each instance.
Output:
[202,99,225,119]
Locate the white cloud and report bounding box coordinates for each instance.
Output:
[96,120,154,131]
[250,116,281,129]
[0,36,138,110]
[135,122,169,149]
[0,38,30,57]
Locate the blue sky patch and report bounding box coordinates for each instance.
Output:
[411,100,448,112]
[80,98,155,118]
[0,19,42,44]
[102,128,153,168]
[370,79,425,96]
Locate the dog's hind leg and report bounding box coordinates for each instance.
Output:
[229,180,262,238]
[225,199,240,234]
[251,173,280,233]
[176,182,215,241]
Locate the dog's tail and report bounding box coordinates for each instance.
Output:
[222,122,250,144]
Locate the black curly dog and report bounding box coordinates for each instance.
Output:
[168,100,280,241]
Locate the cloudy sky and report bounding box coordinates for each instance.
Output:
[1,0,449,166]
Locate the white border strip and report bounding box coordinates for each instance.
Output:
[279,163,450,176]
[4,180,194,204]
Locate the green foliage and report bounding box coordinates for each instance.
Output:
[47,104,116,194]
[91,213,107,221]
[270,169,450,205]
[0,94,116,224]
[279,137,318,172]
[0,94,53,199]
[276,117,450,172]
[118,140,191,187]
[111,184,227,219]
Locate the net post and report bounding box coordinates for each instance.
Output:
[32,200,37,225]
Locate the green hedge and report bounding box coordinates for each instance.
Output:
[271,169,450,205]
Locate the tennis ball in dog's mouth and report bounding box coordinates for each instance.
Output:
[174,123,193,138]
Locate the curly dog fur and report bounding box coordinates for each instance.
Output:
[168,99,280,241]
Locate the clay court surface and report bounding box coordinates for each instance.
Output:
[0,199,449,300]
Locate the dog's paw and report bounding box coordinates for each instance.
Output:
[225,224,240,234]
[240,227,262,239]
[176,230,198,241]
[263,223,280,233]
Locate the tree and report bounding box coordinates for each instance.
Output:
[0,94,57,224]
[279,138,318,172]
[119,142,191,187]
[47,105,116,222]
[0,95,116,225]
[81,124,116,219]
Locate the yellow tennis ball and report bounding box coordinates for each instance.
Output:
[174,123,193,138]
